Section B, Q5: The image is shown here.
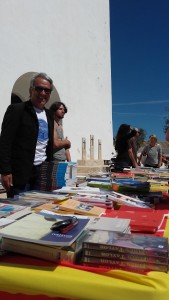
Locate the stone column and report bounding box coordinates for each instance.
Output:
[98,139,102,160]
[82,137,86,161]
[90,135,94,160]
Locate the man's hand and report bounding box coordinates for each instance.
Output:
[64,137,71,149]
[1,174,13,191]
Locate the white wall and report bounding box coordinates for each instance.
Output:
[0,0,113,161]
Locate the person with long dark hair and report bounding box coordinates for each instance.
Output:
[114,124,138,170]
[49,101,71,163]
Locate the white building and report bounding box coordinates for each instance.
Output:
[0,0,113,161]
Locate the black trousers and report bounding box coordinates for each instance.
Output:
[7,164,42,198]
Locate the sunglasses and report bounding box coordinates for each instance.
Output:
[33,86,52,94]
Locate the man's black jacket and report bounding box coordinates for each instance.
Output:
[0,100,54,186]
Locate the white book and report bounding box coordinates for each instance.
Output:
[107,192,152,208]
[0,213,90,247]
[55,186,101,194]
[87,216,130,233]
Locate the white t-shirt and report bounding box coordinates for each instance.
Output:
[34,107,49,166]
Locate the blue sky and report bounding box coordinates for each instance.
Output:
[110,0,169,141]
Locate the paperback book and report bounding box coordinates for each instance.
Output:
[0,202,30,216]
[83,230,169,258]
[87,217,130,233]
[55,186,101,194]
[105,210,168,233]
[107,191,152,208]
[58,199,105,216]
[83,249,168,264]
[82,256,168,273]
[0,213,90,247]
[1,237,76,263]
[71,194,113,209]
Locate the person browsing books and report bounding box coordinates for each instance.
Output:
[114,124,138,170]
[129,128,140,167]
[138,134,162,168]
[0,72,55,198]
[49,101,71,163]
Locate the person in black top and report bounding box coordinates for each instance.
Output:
[114,124,138,171]
[0,72,54,198]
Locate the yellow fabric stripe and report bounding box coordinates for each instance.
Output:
[0,264,169,300]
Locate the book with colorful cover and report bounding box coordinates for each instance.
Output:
[71,194,113,209]
[82,248,168,264]
[82,256,168,273]
[111,172,134,179]
[0,213,90,247]
[83,230,169,257]
[0,202,29,215]
[87,181,112,190]
[107,191,152,208]
[112,179,150,192]
[58,199,105,216]
[33,202,62,213]
[1,197,48,209]
[104,210,168,233]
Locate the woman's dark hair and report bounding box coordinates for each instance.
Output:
[116,124,131,139]
[115,124,133,152]
[49,101,68,114]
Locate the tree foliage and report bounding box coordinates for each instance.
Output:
[137,128,147,148]
[164,109,169,133]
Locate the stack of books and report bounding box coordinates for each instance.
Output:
[71,193,113,209]
[0,212,90,263]
[39,161,58,191]
[38,162,78,192]
[111,172,134,180]
[111,179,150,193]
[81,230,169,274]
[56,162,77,188]
[87,181,112,190]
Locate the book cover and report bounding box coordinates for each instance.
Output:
[0,202,28,215]
[104,210,167,233]
[34,202,61,213]
[19,191,69,202]
[55,186,101,194]
[82,256,168,273]
[83,249,168,264]
[58,199,105,216]
[71,194,113,209]
[1,237,75,263]
[2,197,48,208]
[87,217,130,233]
[0,213,90,247]
[87,181,112,190]
[83,230,169,257]
[107,192,152,209]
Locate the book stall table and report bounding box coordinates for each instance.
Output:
[0,214,169,300]
[1,170,169,300]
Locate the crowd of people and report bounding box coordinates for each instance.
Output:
[0,73,168,198]
[0,72,71,198]
[113,123,168,171]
